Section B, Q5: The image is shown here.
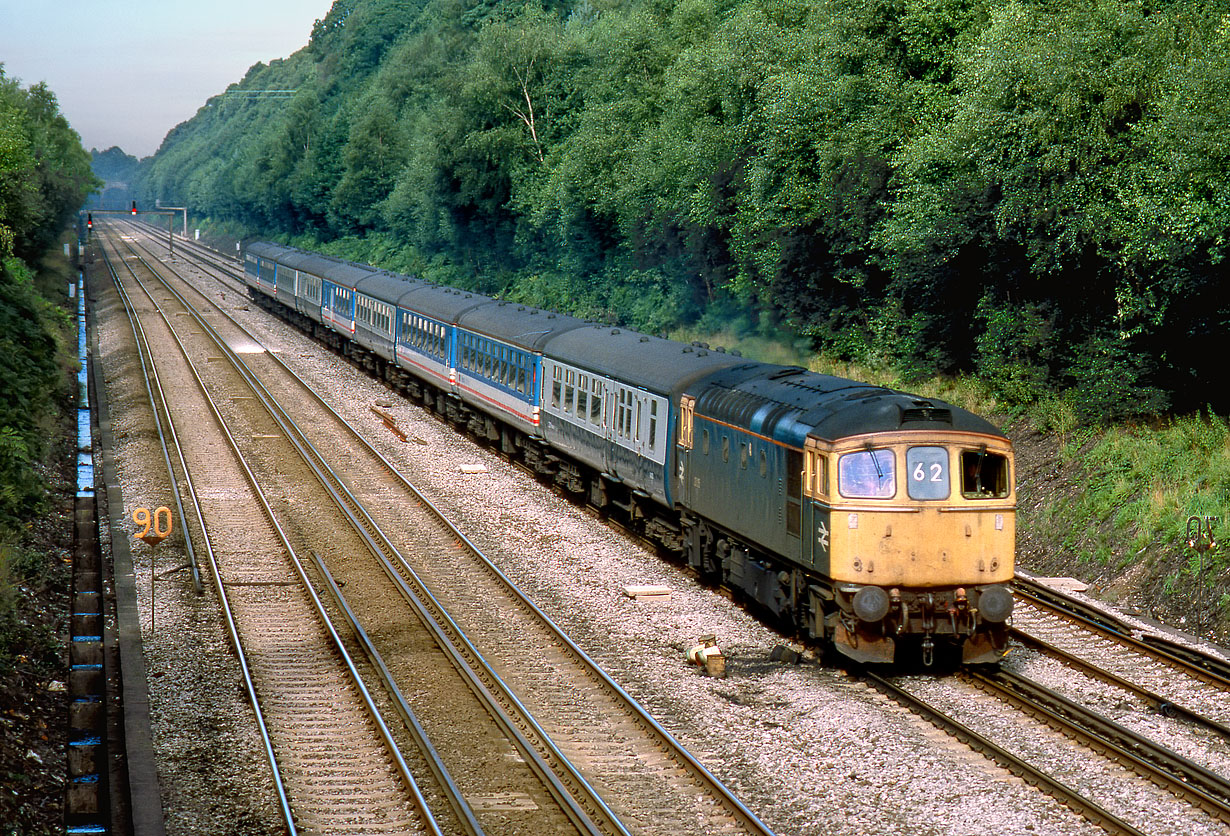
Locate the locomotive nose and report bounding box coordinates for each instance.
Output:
[977,585,1014,622]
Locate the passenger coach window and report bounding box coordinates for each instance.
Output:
[838,449,895,499]
[961,449,1010,499]
[590,382,602,424]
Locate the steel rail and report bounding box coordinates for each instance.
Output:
[108,228,445,836]
[858,669,1148,836]
[1013,575,1230,689]
[128,214,779,836]
[966,668,1230,826]
[1008,628,1230,742]
[157,240,627,836]
[97,230,297,833]
[120,229,611,836]
[310,553,485,836]
[95,233,203,595]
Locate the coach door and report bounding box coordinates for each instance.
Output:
[676,395,695,504]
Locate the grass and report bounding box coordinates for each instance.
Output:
[1066,413,1229,561]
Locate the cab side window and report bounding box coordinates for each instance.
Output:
[961,450,1010,498]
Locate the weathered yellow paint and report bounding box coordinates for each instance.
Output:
[829,507,1015,586]
[820,432,1016,587]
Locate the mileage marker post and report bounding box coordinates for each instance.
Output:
[132,506,174,638]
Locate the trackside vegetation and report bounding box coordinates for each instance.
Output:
[1,66,99,675]
[136,0,1229,419]
[1032,415,1230,631]
[126,0,1229,637]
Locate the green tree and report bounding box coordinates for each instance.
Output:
[331,105,410,231]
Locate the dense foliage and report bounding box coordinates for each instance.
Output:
[1,67,96,658]
[135,0,1229,416]
[85,146,142,212]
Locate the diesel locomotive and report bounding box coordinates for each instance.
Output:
[242,241,1015,665]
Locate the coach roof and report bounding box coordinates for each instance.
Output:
[545,324,747,396]
[458,301,588,352]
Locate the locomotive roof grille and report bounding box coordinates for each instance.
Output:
[899,404,953,426]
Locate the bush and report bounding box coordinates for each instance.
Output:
[1064,332,1170,422]
[0,260,60,531]
[975,295,1056,408]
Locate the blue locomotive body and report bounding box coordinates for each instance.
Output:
[241,241,1016,666]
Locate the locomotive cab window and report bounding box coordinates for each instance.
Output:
[961,449,1010,499]
[838,449,895,499]
[804,450,829,499]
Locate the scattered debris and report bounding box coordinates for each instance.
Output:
[370,405,408,442]
[1038,577,1088,594]
[686,635,726,677]
[770,644,802,664]
[459,464,487,474]
[623,584,672,602]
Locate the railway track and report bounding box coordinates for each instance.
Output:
[103,224,604,835]
[1013,574,1230,689]
[98,228,438,834]
[103,220,776,835]
[854,576,1230,836]
[121,219,1230,836]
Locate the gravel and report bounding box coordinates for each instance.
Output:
[89,242,1226,836]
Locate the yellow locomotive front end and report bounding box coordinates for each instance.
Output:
[805,432,1015,665]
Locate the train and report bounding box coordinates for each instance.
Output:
[242,241,1016,666]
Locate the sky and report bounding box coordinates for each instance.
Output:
[1,1,336,158]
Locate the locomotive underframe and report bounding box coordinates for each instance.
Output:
[250,286,1009,666]
[677,511,1010,665]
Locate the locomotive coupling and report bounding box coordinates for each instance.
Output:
[831,583,1013,665]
